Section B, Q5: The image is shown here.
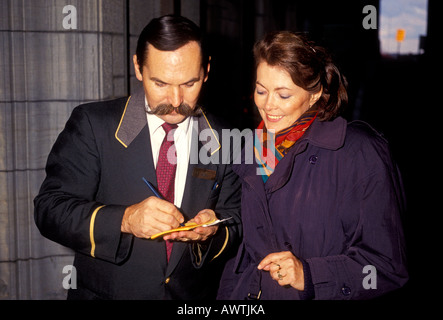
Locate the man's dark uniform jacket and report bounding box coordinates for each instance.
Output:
[34,89,242,299]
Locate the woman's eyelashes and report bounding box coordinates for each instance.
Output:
[255,86,291,100]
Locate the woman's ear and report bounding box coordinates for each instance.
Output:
[310,86,323,106]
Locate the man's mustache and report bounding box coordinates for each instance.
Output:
[146,103,202,117]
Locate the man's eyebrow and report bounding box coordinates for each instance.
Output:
[150,77,201,85]
[150,77,168,84]
[182,77,201,85]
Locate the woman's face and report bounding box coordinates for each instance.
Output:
[254,62,320,132]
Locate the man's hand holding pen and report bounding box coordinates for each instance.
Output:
[121,196,184,239]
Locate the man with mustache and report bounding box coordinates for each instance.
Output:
[34,15,242,300]
[147,101,200,116]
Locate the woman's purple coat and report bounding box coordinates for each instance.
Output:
[218,117,408,300]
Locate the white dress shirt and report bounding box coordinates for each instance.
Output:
[145,101,193,208]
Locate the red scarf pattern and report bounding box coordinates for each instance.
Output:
[255,108,318,182]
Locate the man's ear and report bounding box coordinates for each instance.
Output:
[133,54,143,81]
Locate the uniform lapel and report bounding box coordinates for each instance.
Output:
[114,88,147,148]
[113,87,159,200]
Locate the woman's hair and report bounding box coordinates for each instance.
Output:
[253,31,348,121]
[136,15,209,76]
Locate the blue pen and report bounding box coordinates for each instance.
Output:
[142,177,163,199]
[142,177,185,226]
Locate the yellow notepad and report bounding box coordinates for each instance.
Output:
[150,217,232,240]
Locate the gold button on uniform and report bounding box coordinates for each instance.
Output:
[165,277,171,284]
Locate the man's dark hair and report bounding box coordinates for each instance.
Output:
[136,15,209,75]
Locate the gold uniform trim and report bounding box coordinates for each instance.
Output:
[201,111,221,155]
[212,226,229,261]
[114,96,132,148]
[90,205,106,257]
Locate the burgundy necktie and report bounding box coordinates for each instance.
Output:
[156,122,178,262]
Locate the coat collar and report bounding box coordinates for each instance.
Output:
[302,116,347,151]
[114,88,221,154]
[234,116,347,180]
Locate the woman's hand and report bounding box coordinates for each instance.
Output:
[257,251,305,291]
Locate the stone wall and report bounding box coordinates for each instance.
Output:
[0,0,180,300]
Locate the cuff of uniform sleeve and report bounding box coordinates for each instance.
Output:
[89,204,133,264]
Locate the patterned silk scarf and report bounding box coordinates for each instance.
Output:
[254,108,318,182]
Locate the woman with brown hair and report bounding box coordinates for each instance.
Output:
[217,31,408,300]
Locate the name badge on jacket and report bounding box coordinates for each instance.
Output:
[192,168,216,180]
